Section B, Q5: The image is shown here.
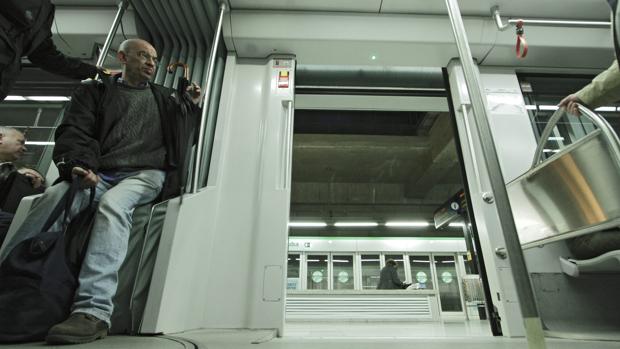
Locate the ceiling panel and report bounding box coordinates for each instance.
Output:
[229,0,381,12]
[229,0,610,20]
[52,0,120,6]
[380,0,608,20]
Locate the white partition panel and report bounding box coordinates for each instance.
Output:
[447,61,539,337]
[141,54,295,335]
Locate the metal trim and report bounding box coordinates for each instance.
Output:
[445,0,547,346]
[492,5,610,31]
[532,104,620,170]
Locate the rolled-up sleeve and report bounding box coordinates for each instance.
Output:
[575,60,620,109]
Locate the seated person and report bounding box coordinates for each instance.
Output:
[0,38,201,345]
[0,127,26,183]
[0,127,31,245]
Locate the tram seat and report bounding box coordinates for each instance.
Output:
[507,105,620,264]
[1,194,169,335]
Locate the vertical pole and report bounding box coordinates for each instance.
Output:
[95,0,129,78]
[191,2,228,193]
[444,1,547,348]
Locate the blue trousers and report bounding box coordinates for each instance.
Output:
[0,169,165,326]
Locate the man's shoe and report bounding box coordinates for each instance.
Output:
[46,313,109,345]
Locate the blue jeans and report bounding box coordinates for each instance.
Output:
[0,169,165,326]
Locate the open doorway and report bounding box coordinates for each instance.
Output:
[284,68,495,338]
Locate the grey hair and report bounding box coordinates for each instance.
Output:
[0,126,20,136]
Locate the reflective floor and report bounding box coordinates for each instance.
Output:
[4,321,619,348]
[284,320,493,338]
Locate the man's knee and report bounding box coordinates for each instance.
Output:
[97,193,133,218]
[134,170,165,191]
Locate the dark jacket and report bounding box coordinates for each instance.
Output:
[0,0,97,100]
[0,163,44,213]
[0,163,17,193]
[53,76,199,200]
[377,265,406,290]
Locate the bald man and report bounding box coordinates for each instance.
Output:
[1,39,200,344]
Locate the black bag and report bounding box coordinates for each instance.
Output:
[0,179,95,343]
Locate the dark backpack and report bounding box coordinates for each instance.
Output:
[0,179,95,343]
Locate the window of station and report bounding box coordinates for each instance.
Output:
[360,254,381,290]
[332,254,354,290]
[434,255,463,312]
[287,254,301,290]
[306,254,328,290]
[409,255,433,289]
[385,254,406,282]
[285,251,465,292]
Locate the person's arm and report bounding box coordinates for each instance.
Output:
[390,267,405,288]
[27,37,98,80]
[561,60,620,114]
[53,82,101,182]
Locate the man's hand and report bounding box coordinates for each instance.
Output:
[72,167,99,188]
[187,82,202,104]
[96,66,121,77]
[558,94,582,116]
[17,168,45,189]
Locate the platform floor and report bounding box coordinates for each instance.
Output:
[3,321,619,348]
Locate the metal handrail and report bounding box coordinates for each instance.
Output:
[95,0,129,79]
[492,6,611,32]
[531,104,620,169]
[191,2,227,194]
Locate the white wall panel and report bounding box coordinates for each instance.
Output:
[479,69,538,182]
[286,293,438,321]
[142,54,295,335]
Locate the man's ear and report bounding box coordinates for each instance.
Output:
[117,50,128,64]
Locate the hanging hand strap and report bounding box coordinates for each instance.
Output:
[515,20,528,59]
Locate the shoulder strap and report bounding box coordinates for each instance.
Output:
[40,179,81,233]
